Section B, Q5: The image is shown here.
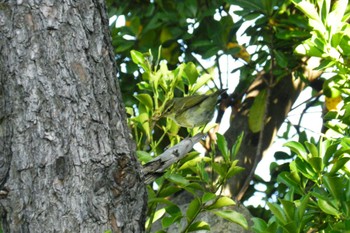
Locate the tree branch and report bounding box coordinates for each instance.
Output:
[142,133,205,184]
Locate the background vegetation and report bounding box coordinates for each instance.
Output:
[107,0,350,232]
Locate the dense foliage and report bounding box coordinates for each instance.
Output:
[253,1,350,232]
[107,0,350,232]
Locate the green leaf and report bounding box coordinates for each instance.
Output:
[328,0,348,36]
[281,221,298,233]
[206,196,236,210]
[212,162,226,177]
[274,151,292,160]
[115,40,135,53]
[202,192,217,203]
[131,50,152,72]
[212,210,248,229]
[135,93,154,110]
[227,162,245,179]
[248,89,268,133]
[318,198,341,217]
[231,132,244,160]
[295,39,324,57]
[165,173,190,186]
[191,73,213,93]
[138,110,151,140]
[186,198,201,223]
[284,141,308,160]
[308,157,323,173]
[148,197,174,206]
[217,133,229,162]
[295,157,317,180]
[165,204,182,217]
[197,161,210,183]
[125,106,134,116]
[305,141,318,158]
[274,50,288,68]
[292,0,320,21]
[323,175,345,201]
[183,62,199,86]
[136,150,153,163]
[146,208,165,225]
[179,157,211,171]
[267,202,287,225]
[184,183,205,195]
[154,230,167,233]
[297,192,311,221]
[131,49,145,65]
[187,221,210,232]
[277,172,302,194]
[162,215,181,228]
[280,199,295,221]
[158,185,182,197]
[330,157,350,174]
[252,218,268,232]
[323,143,338,166]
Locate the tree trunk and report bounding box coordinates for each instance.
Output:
[226,58,321,201]
[226,73,304,200]
[0,1,146,232]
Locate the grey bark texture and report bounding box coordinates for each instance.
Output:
[0,1,146,232]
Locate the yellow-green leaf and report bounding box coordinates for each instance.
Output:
[207,196,236,210]
[212,210,248,229]
[248,89,268,133]
[135,93,154,110]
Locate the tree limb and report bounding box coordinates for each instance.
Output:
[142,133,205,184]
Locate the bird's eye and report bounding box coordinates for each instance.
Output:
[163,100,174,116]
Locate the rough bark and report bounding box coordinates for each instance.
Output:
[0,1,146,232]
[226,73,304,200]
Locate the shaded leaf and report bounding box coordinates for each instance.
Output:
[217,133,229,161]
[186,198,201,222]
[248,89,268,133]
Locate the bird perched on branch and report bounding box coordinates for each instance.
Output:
[163,89,227,128]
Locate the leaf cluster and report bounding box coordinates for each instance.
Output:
[146,133,247,232]
[127,49,247,232]
[252,2,350,231]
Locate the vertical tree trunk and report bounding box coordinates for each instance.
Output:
[0,1,146,232]
[226,73,304,200]
[226,58,321,201]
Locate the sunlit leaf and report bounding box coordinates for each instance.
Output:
[318,198,341,217]
[135,93,154,110]
[284,141,308,160]
[146,208,165,227]
[187,221,210,232]
[212,210,248,229]
[206,196,236,210]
